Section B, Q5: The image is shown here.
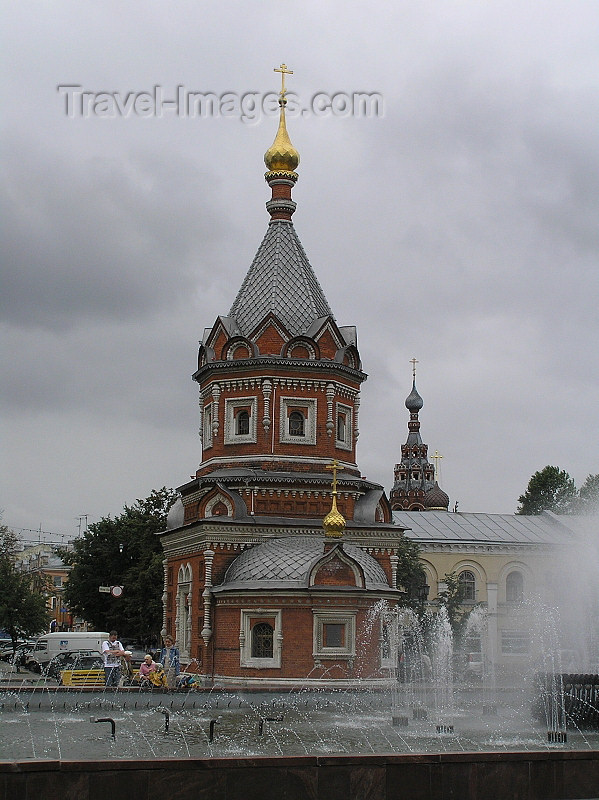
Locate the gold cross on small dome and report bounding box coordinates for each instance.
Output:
[274,63,294,99]
[432,450,443,481]
[325,459,344,494]
[323,459,346,539]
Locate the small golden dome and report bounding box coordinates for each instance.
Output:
[323,495,346,538]
[264,103,300,173]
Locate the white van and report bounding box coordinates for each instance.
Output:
[30,632,109,668]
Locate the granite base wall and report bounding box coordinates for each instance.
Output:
[2,751,598,800]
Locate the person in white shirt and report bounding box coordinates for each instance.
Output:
[101,631,125,687]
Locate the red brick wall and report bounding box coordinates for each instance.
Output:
[208,598,387,680]
[313,557,357,586]
[165,544,398,680]
[199,376,360,465]
[315,328,339,359]
[255,324,286,355]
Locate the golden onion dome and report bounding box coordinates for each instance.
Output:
[264,103,300,173]
[323,494,346,538]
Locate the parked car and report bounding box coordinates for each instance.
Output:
[0,641,35,665]
[0,643,18,661]
[29,631,109,671]
[11,643,36,668]
[39,650,104,680]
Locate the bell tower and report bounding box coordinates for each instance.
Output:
[179,65,391,526]
[390,360,449,511]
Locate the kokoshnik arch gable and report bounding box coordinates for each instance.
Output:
[158,66,407,686]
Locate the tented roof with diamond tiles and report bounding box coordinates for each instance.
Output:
[228,220,333,337]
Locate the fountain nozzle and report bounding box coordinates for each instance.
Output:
[91,717,116,739]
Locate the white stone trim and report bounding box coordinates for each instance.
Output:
[202,404,213,449]
[176,563,193,661]
[279,396,317,445]
[201,549,214,645]
[353,393,360,441]
[199,453,356,470]
[204,493,233,517]
[251,317,289,345]
[288,340,317,360]
[312,611,356,660]
[262,379,272,432]
[211,384,221,439]
[309,547,364,588]
[335,402,353,451]
[226,341,252,360]
[240,608,282,669]
[224,396,257,445]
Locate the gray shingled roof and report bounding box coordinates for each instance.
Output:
[213,536,390,591]
[228,220,333,337]
[392,510,581,545]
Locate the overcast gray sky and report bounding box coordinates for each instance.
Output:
[2,1,598,543]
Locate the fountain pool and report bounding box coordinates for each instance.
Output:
[1,685,598,761]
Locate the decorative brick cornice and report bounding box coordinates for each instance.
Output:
[185,459,370,487]
[193,357,366,384]
[159,519,405,559]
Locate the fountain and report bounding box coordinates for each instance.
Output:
[1,632,598,799]
[2,528,599,800]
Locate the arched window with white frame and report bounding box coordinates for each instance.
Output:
[506,570,524,602]
[176,563,192,659]
[459,570,476,602]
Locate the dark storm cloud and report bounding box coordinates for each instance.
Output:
[1,138,224,331]
[1,0,597,534]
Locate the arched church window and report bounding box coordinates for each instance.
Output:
[459,570,476,601]
[506,571,524,602]
[236,410,250,436]
[251,622,274,658]
[337,413,346,442]
[289,411,305,437]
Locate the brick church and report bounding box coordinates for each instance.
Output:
[158,68,409,686]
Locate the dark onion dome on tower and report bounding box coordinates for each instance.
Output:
[423,481,450,511]
[405,380,424,412]
[390,362,448,512]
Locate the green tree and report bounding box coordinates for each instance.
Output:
[0,524,49,653]
[395,537,428,613]
[61,488,177,643]
[433,571,467,638]
[517,466,578,515]
[578,473,599,515]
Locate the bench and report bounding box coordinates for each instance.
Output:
[59,669,106,687]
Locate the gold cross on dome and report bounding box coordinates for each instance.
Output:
[410,357,419,379]
[432,450,443,481]
[274,63,293,98]
[326,459,344,494]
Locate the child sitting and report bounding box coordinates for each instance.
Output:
[138,654,167,688]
